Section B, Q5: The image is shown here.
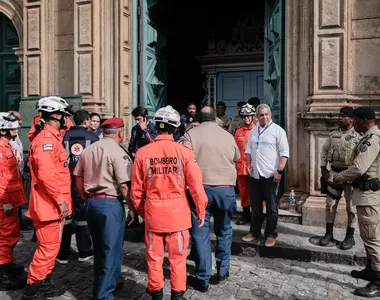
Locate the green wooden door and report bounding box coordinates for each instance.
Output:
[264,0,284,126]
[138,0,167,116]
[0,13,21,112]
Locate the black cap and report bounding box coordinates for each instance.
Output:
[216,101,226,108]
[353,107,376,120]
[237,101,246,108]
[339,106,354,118]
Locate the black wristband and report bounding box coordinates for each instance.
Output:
[277,170,283,174]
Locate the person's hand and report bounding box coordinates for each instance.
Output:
[246,165,253,177]
[198,218,205,228]
[273,172,282,183]
[321,167,329,180]
[59,201,69,220]
[138,117,148,130]
[127,209,138,227]
[3,203,13,216]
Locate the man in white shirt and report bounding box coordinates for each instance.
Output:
[242,104,289,247]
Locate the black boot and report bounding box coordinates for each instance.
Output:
[320,223,334,246]
[171,290,185,300]
[151,288,163,300]
[0,263,26,291]
[235,207,251,225]
[355,271,380,298]
[7,262,26,276]
[352,259,375,281]
[39,274,65,298]
[23,283,47,300]
[340,227,355,250]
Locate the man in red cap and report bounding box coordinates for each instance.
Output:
[74,117,137,300]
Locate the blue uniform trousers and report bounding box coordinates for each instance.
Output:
[86,197,126,300]
[190,186,236,286]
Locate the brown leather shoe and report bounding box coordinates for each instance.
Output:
[265,237,276,247]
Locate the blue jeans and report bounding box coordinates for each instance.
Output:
[190,186,236,286]
[86,197,126,300]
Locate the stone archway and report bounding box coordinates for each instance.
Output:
[0,0,23,45]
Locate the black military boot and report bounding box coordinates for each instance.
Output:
[352,259,375,281]
[320,223,334,246]
[355,271,380,298]
[8,262,26,276]
[151,288,163,300]
[0,263,26,291]
[39,274,66,298]
[22,283,47,300]
[171,290,185,300]
[340,227,355,250]
[235,207,251,225]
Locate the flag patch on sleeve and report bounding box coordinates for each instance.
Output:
[43,144,53,151]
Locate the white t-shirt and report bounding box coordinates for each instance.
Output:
[9,135,24,174]
[245,121,289,179]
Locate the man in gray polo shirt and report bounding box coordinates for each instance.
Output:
[242,104,289,247]
[182,106,240,292]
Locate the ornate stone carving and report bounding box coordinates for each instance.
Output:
[215,17,264,55]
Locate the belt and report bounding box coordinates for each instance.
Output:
[87,194,120,199]
[203,185,233,188]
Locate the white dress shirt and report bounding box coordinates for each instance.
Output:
[9,135,24,174]
[245,121,289,179]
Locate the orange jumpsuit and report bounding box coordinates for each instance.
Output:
[27,124,72,284]
[131,135,207,293]
[28,115,73,142]
[0,139,27,265]
[234,123,256,207]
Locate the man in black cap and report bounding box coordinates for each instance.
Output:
[331,106,380,297]
[216,102,231,131]
[319,106,360,249]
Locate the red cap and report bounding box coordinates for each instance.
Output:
[101,117,124,128]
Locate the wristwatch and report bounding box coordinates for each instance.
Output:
[277,170,284,175]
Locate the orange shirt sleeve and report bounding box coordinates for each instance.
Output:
[130,154,146,217]
[32,140,67,205]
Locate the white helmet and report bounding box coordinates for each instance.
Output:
[240,104,255,116]
[153,105,181,128]
[36,96,72,115]
[0,112,20,130]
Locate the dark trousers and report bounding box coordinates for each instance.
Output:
[58,187,92,259]
[86,197,126,300]
[249,176,280,238]
[190,186,236,286]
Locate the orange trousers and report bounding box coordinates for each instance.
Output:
[238,175,250,207]
[145,230,189,292]
[27,219,64,284]
[0,209,20,265]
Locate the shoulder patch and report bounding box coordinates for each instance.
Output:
[345,135,353,141]
[360,144,368,152]
[70,143,84,156]
[42,144,54,152]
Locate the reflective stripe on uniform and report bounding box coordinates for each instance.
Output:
[177,232,182,253]
[146,158,152,187]
[177,157,182,185]
[85,139,91,148]
[59,221,62,241]
[75,220,87,226]
[148,232,153,251]
[64,141,70,155]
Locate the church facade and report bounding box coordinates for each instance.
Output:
[1,0,380,224]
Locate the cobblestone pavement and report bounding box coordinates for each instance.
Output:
[2,230,380,300]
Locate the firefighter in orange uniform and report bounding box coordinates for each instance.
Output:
[131,106,207,300]
[0,113,27,291]
[234,104,256,225]
[28,98,74,142]
[23,96,73,300]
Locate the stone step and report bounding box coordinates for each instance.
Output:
[210,219,366,267]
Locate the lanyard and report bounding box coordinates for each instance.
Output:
[257,122,273,139]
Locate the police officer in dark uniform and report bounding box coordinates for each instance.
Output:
[56,110,99,264]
